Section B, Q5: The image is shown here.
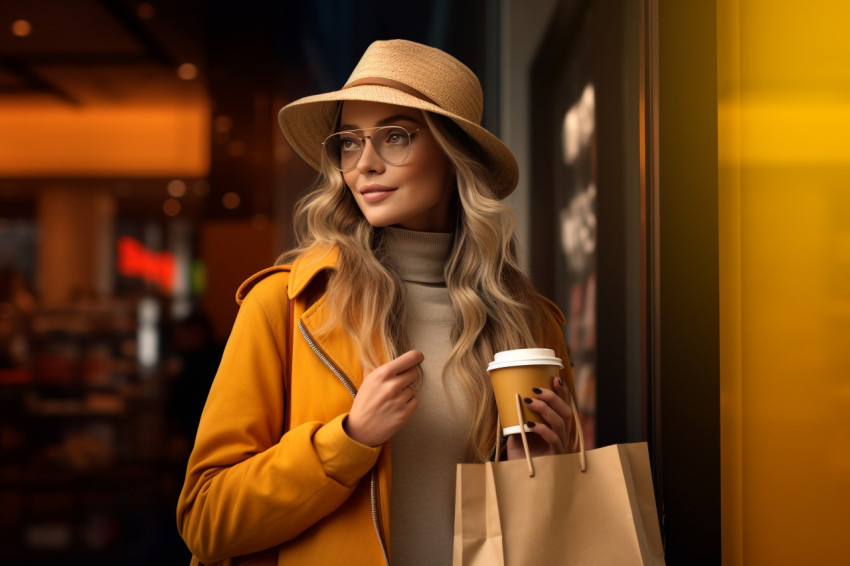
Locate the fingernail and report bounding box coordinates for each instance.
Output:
[526,421,536,428]
[523,397,533,405]
[532,387,542,394]
[557,378,564,387]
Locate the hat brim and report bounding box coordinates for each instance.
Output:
[278,84,518,199]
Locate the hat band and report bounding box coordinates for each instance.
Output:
[343,77,438,106]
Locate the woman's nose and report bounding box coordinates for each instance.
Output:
[356,138,385,173]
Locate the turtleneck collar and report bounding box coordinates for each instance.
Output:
[381,227,452,284]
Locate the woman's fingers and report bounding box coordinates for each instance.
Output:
[387,350,424,396]
[388,349,425,376]
[524,390,570,436]
[506,432,552,459]
[523,422,564,454]
[553,376,578,451]
[345,350,423,446]
[403,381,417,403]
[521,377,573,453]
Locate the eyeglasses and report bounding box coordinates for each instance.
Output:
[322,125,423,172]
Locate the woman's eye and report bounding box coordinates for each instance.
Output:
[385,131,405,145]
[340,138,358,152]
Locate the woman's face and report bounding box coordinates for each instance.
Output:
[338,101,454,232]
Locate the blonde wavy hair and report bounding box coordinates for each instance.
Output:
[279,110,545,461]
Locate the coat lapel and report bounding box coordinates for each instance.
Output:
[288,245,365,389]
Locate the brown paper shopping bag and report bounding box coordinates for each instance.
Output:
[453,394,665,566]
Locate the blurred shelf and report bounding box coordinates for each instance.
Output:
[0,297,193,564]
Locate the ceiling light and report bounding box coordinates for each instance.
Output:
[163,198,181,216]
[177,63,198,80]
[11,20,32,37]
[167,179,187,198]
[222,192,241,210]
[214,115,233,133]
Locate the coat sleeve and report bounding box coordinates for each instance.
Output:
[176,273,381,564]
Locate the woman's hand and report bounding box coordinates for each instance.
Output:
[344,350,424,447]
[506,376,574,460]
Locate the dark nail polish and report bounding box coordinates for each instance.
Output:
[523,397,533,405]
[557,378,564,387]
[526,421,536,428]
[532,387,542,394]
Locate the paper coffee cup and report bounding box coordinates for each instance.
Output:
[488,348,564,435]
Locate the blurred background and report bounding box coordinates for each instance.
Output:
[0,2,532,563]
[1,0,848,565]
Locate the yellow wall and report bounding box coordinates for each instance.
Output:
[718,1,850,564]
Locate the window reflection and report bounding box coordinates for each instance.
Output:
[559,83,597,446]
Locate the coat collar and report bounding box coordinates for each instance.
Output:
[234,245,339,305]
[287,245,340,299]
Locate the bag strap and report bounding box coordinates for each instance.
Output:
[496,390,586,476]
[285,288,294,389]
[573,394,586,471]
[514,394,536,477]
[283,289,294,431]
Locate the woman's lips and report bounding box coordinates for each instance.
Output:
[359,185,396,203]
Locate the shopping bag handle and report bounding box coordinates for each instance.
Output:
[514,393,536,477]
[495,389,587,476]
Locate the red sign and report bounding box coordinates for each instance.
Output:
[117,236,176,293]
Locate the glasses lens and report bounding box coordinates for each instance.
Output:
[324,132,362,171]
[373,127,412,165]
[323,127,414,171]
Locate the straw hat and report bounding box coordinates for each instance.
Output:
[278,39,518,199]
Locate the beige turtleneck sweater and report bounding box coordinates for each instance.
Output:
[382,227,472,566]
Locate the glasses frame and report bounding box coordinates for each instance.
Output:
[321,125,423,173]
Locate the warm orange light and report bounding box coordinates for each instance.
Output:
[167,179,187,198]
[177,63,198,80]
[0,103,210,176]
[163,198,181,216]
[214,115,233,133]
[222,192,241,210]
[11,20,32,37]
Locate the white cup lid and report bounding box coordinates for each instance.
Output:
[487,348,564,371]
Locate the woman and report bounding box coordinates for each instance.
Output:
[177,39,576,566]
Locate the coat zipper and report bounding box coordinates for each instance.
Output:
[298,320,391,566]
[370,471,388,565]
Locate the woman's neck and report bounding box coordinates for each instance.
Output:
[381,227,452,284]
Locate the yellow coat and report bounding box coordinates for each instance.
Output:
[176,245,570,566]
